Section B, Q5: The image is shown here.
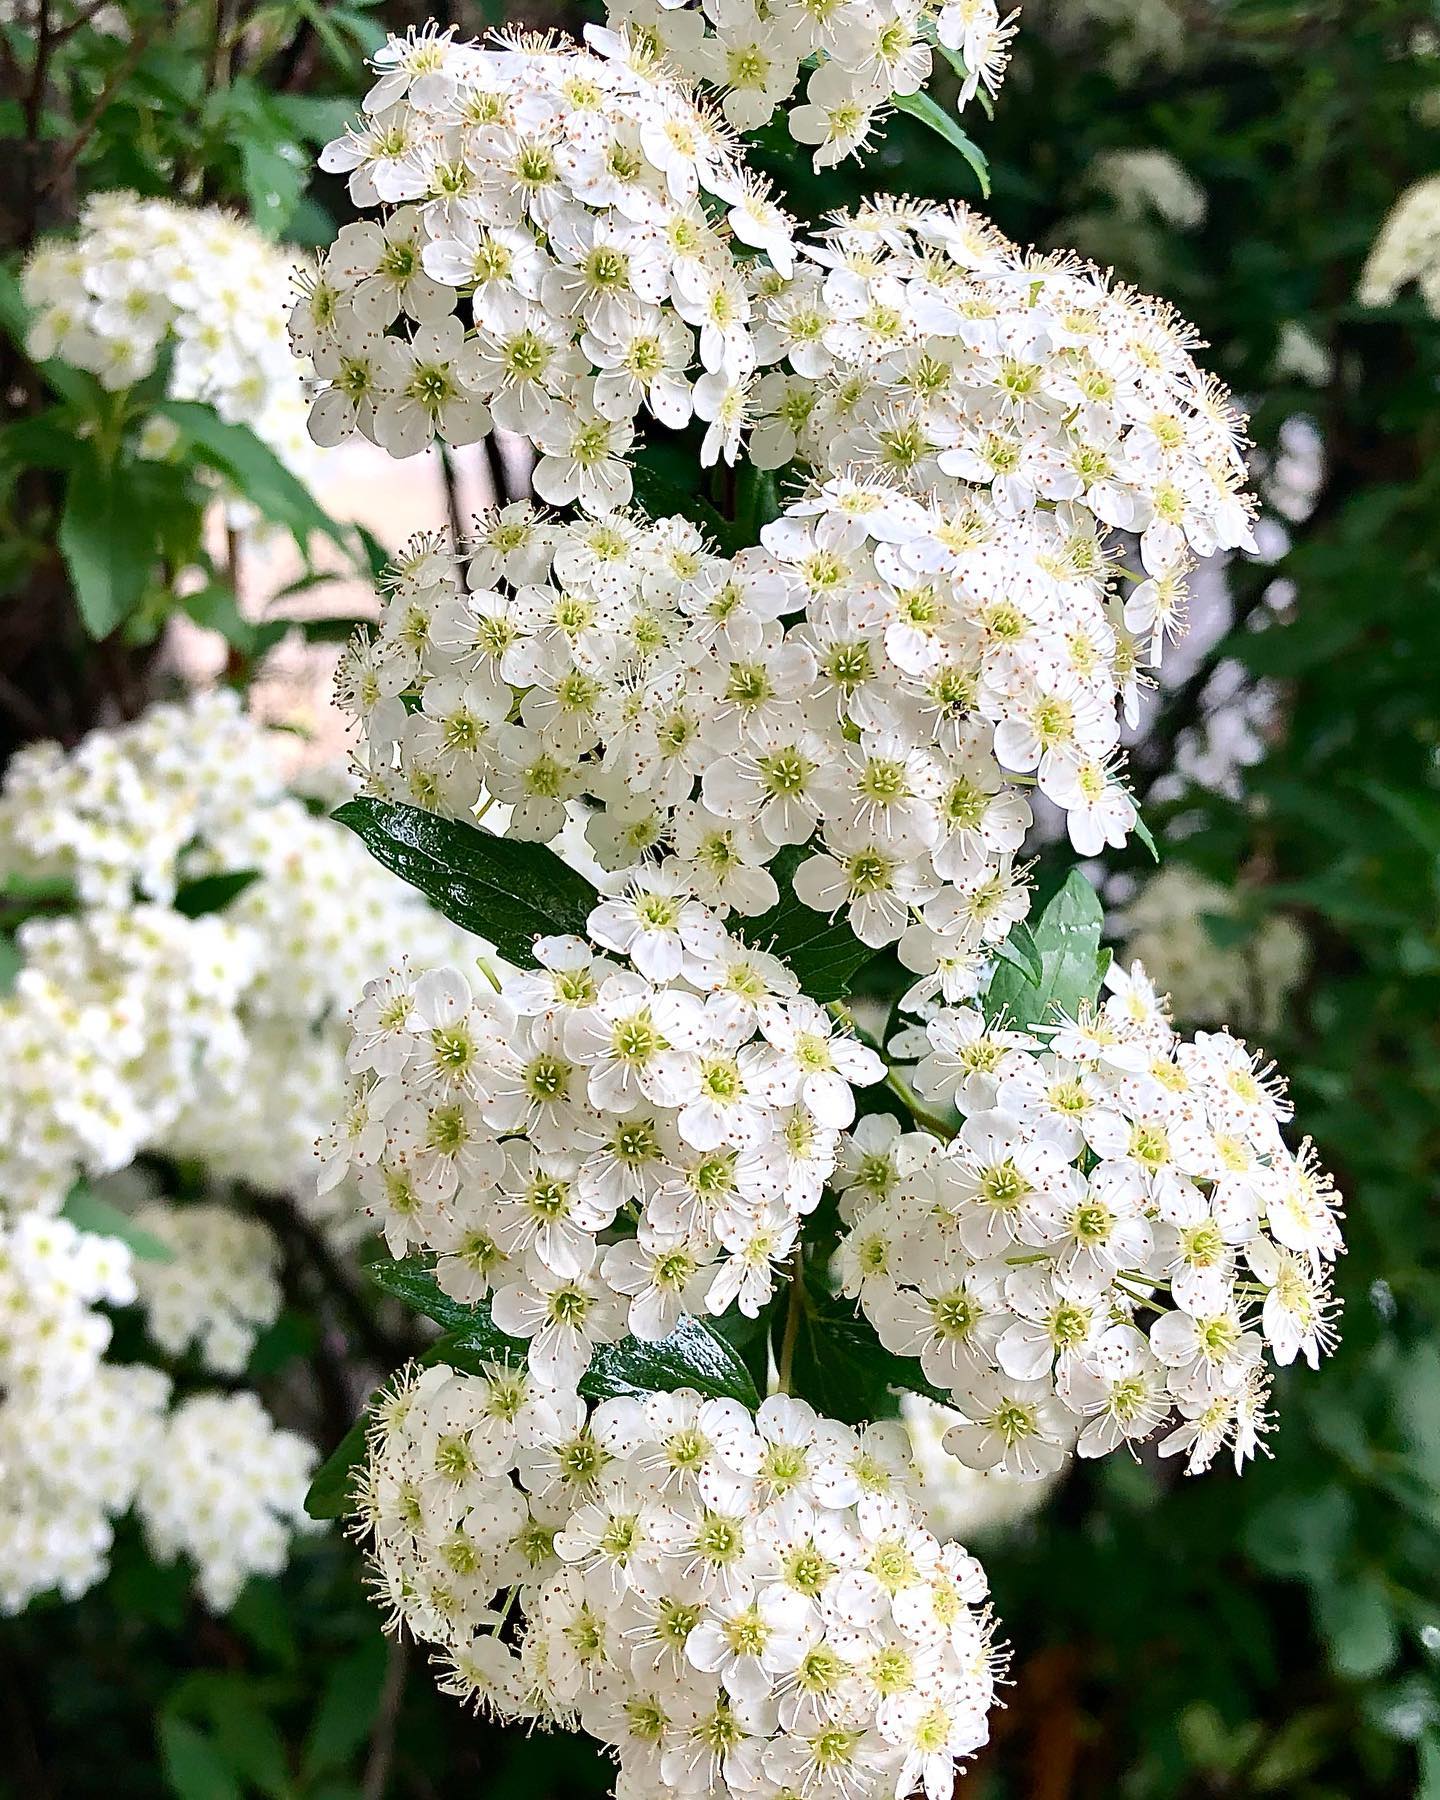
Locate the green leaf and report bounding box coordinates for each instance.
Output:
[306,1263,761,1519]
[983,871,1106,1031]
[583,1316,760,1408]
[990,918,1043,985]
[302,1638,388,1779]
[629,458,733,548]
[788,1261,949,1426]
[413,1272,761,1408]
[304,1414,370,1521]
[157,1715,242,1800]
[1315,1575,1399,1681]
[172,869,262,918]
[735,844,876,1002]
[734,464,781,545]
[1244,1483,1354,1581]
[58,447,157,638]
[154,401,351,556]
[1132,812,1161,862]
[366,1247,493,1334]
[332,797,599,965]
[888,91,990,197]
[0,872,76,925]
[62,1184,174,1261]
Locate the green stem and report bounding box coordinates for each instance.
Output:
[775,1243,805,1396]
[883,1069,957,1141]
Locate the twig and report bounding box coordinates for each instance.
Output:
[42,25,153,191]
[361,1638,408,1800]
[249,1191,416,1370]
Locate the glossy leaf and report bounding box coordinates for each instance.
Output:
[735,844,877,1002]
[333,797,599,965]
[984,870,1106,1031]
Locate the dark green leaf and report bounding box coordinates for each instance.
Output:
[788,1261,949,1427]
[629,458,733,549]
[304,1414,370,1522]
[333,797,599,965]
[582,1316,760,1409]
[157,1715,242,1800]
[366,1248,491,1334]
[303,1638,388,1778]
[735,844,876,1002]
[172,869,262,918]
[983,871,1105,1031]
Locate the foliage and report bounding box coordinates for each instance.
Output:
[3,2,1439,1799]
[0,0,381,757]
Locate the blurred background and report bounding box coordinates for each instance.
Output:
[3,1,1440,1795]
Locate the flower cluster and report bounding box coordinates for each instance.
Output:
[1116,866,1306,1035]
[0,1362,169,1613]
[0,689,470,1221]
[137,1393,318,1612]
[599,0,1015,167]
[359,1363,1003,1799]
[1358,173,1440,313]
[331,888,883,1387]
[131,1198,284,1375]
[291,29,795,499]
[750,199,1255,588]
[837,962,1344,1478]
[22,193,318,504]
[0,691,472,1613]
[341,472,1132,991]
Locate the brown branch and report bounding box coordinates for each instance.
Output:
[42,24,153,191]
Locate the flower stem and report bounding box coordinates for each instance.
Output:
[883,1069,956,1141]
[776,1242,805,1396]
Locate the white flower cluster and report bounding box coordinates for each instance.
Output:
[0,1214,310,1615]
[331,888,883,1386]
[291,30,796,499]
[0,689,470,1219]
[599,0,1015,167]
[0,691,472,1612]
[359,1362,1003,1800]
[137,1392,318,1613]
[749,199,1255,581]
[836,963,1344,1478]
[0,1213,161,1610]
[901,1393,1066,1543]
[342,472,1129,990]
[0,1363,169,1613]
[1117,866,1306,1035]
[131,1200,284,1375]
[1358,173,1440,312]
[22,192,317,498]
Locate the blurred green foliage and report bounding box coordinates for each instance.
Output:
[3,1,1440,1797]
